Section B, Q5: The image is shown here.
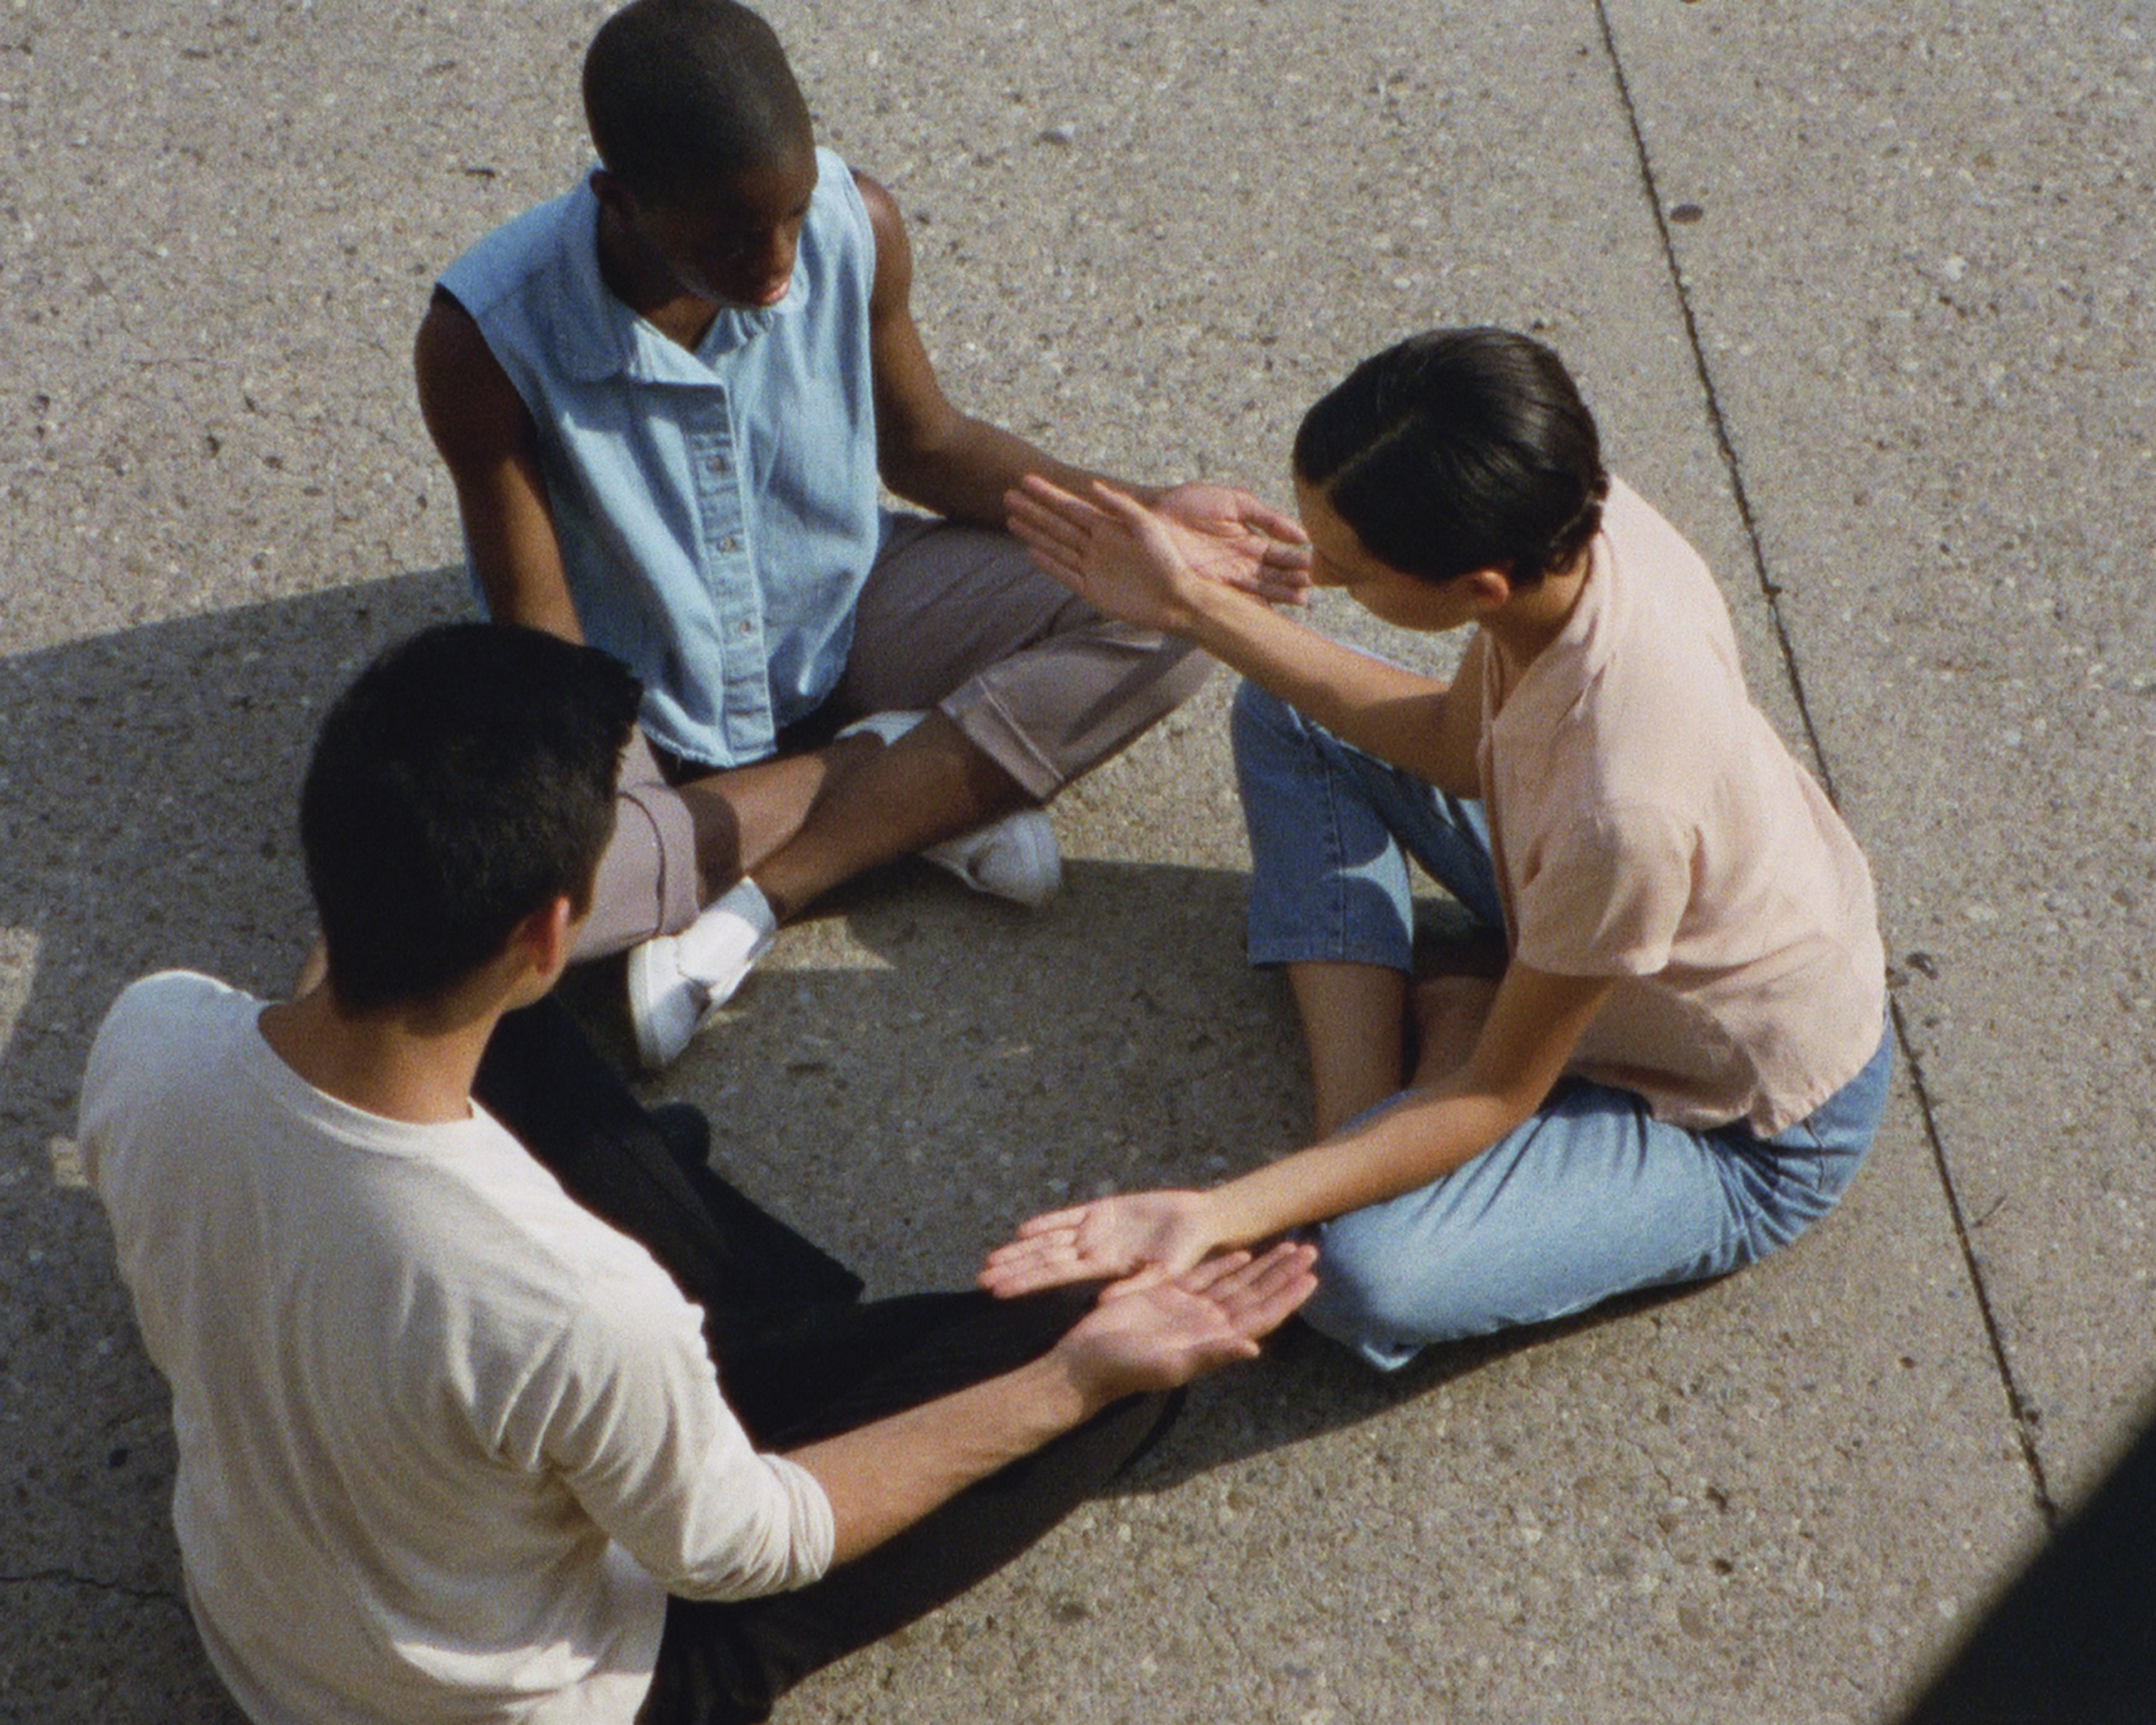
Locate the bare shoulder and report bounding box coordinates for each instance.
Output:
[850,168,904,238]
[851,168,915,306]
[413,290,531,464]
[414,290,489,376]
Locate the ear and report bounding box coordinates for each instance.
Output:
[508,895,578,988]
[589,167,638,222]
[1462,567,1514,614]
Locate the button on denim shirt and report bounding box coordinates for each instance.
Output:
[439,148,883,768]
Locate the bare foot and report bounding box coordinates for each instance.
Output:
[1410,973,1499,1085]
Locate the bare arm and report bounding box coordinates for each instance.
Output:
[1209,962,1613,1236]
[982,963,1613,1298]
[413,291,583,642]
[787,1245,1315,1563]
[1008,475,1482,793]
[860,172,1140,524]
[859,174,1311,604]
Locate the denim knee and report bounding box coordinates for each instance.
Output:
[1300,1208,1482,1370]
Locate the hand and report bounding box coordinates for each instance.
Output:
[1006,476,1209,635]
[1154,483,1313,606]
[1051,1242,1319,1399]
[979,1188,1224,1300]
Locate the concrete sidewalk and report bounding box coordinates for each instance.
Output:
[3,1,2149,1719]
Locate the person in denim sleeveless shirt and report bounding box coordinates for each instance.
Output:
[417,0,1310,1068]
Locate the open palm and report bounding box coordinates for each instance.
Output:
[1155,483,1312,606]
[980,1188,1221,1300]
[1055,1242,1319,1396]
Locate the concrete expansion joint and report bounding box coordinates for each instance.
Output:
[1886,996,2061,1530]
[1590,0,1838,807]
[0,1567,184,1609]
[1598,0,2062,1530]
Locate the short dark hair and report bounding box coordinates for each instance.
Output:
[299,624,642,1012]
[583,0,812,205]
[1293,328,1609,586]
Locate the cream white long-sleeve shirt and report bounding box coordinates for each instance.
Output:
[81,973,833,1724]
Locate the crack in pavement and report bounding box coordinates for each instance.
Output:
[0,1568,184,1607]
[1587,0,2058,1530]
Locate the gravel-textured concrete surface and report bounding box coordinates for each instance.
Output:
[4,2,2147,1720]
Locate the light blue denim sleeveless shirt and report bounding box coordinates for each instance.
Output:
[439,148,882,768]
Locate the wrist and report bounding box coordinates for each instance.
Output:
[1203,1173,1281,1249]
[1037,1335,1127,1422]
[1167,559,1256,640]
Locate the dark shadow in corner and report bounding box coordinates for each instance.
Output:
[1892,1397,2156,1725]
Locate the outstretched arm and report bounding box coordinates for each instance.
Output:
[788,1243,1315,1563]
[414,291,583,642]
[1008,473,1484,793]
[858,172,1310,606]
[981,961,1613,1297]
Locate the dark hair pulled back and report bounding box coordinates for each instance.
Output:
[1293,327,1608,586]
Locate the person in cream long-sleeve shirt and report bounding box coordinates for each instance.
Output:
[84,969,831,1723]
[82,622,1313,1725]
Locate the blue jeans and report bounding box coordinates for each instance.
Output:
[1230,682,1892,1370]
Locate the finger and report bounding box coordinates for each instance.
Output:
[1237,497,1312,546]
[1009,498,1114,565]
[1098,1261,1175,1302]
[979,1245,1091,1291]
[1206,1242,1315,1313]
[1195,1252,1288,1312]
[1005,494,1095,560]
[1013,1206,1094,1238]
[978,1247,1102,1298]
[1171,1248,1255,1296]
[1260,542,1315,571]
[981,1227,1082,1268]
[987,1250,1095,1294]
[1246,1240,1321,1284]
[1256,1241,1321,1292]
[1008,479,1107,530]
[1086,480,1156,530]
[1015,472,1090,511]
[1237,1268,1318,1335]
[1213,1258,1318,1337]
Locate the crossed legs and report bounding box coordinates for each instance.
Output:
[574,517,1209,960]
[473,997,1171,1725]
[1230,680,1889,1369]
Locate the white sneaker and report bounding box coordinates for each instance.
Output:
[835,710,1064,908]
[626,879,776,1071]
[922,808,1062,907]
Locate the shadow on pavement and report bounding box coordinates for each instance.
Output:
[2,571,1693,1715]
[0,569,474,1722]
[1113,1276,1714,1498]
[1892,1396,2156,1725]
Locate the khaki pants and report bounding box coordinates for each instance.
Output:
[576,515,1209,956]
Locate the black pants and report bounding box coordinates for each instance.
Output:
[474,999,1172,1725]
